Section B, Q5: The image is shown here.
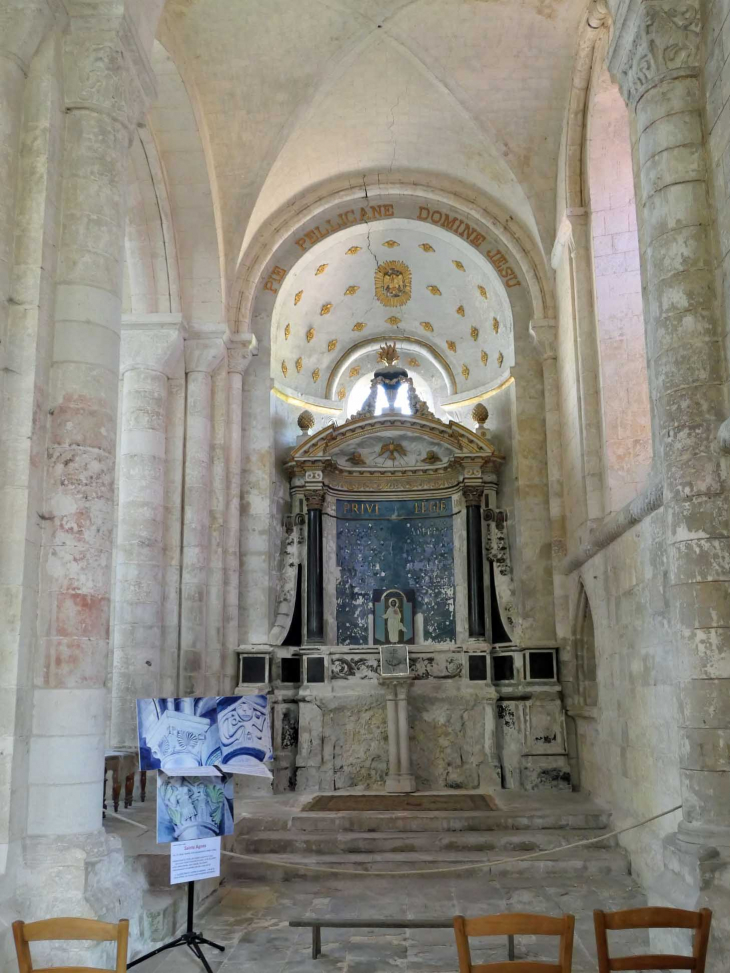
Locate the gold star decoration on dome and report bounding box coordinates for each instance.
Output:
[328,339,338,352]
[408,357,420,367]
[497,351,504,367]
[346,246,362,255]
[337,386,347,401]
[321,303,333,315]
[284,323,291,340]
[312,367,320,382]
[462,364,470,380]
[471,326,479,341]
[446,340,456,352]
[352,321,367,331]
[477,285,488,300]
[386,316,401,327]
[481,350,488,365]
[419,243,435,252]
[493,316,500,334]
[294,290,303,305]
[426,285,441,296]
[456,305,465,317]
[382,240,400,248]
[306,327,315,343]
[315,264,328,276]
[344,285,359,296]
[281,360,288,377]
[420,321,434,332]
[295,357,303,373]
[349,365,361,378]
[453,260,465,272]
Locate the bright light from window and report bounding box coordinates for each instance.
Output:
[347,369,435,417]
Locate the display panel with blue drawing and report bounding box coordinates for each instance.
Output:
[157,772,235,843]
[136,695,272,777]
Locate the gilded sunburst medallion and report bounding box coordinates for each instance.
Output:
[375,259,412,308]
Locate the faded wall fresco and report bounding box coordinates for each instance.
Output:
[335,497,455,644]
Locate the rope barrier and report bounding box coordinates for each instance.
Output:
[221,804,682,877]
[107,803,682,878]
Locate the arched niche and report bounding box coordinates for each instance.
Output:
[232,181,556,651]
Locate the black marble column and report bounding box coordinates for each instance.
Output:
[464,488,486,639]
[306,494,324,642]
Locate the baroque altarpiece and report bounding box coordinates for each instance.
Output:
[238,347,570,794]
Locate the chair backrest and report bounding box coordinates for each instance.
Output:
[453,912,575,973]
[12,917,129,973]
[593,906,712,973]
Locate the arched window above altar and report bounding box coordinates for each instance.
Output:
[347,368,436,417]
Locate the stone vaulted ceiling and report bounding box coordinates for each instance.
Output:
[152,0,589,318]
[271,220,514,402]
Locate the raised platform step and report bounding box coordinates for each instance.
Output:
[225,845,629,881]
[237,827,618,856]
[280,809,611,833]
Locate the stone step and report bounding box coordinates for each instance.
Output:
[281,809,611,834]
[224,846,629,881]
[236,827,618,856]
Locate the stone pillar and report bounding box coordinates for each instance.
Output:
[611,1,730,960]
[180,336,226,695]
[110,317,184,750]
[464,486,486,639]
[530,319,571,659]
[306,492,325,644]
[223,335,256,688]
[379,675,416,792]
[24,7,155,919]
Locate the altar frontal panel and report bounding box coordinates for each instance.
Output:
[335,497,455,644]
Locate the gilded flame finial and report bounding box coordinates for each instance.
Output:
[377,342,400,366]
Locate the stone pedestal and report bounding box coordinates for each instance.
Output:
[379,674,416,793]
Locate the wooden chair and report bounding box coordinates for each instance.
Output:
[453,912,575,973]
[12,917,129,973]
[593,906,712,973]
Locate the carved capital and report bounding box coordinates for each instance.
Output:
[184,335,226,374]
[121,314,186,377]
[463,485,484,507]
[226,332,258,375]
[610,0,700,107]
[529,318,558,362]
[305,491,326,511]
[63,8,156,130]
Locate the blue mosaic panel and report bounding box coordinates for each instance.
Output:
[335,498,455,645]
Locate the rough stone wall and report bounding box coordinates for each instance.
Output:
[570,511,682,883]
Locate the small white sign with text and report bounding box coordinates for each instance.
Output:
[170,836,221,885]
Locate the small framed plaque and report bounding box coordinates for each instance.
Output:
[380,644,410,676]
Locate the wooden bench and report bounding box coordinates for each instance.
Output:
[289,919,516,960]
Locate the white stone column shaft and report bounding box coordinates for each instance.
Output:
[223,335,256,688]
[385,688,399,776]
[206,365,227,694]
[180,337,225,695]
[110,320,183,749]
[29,16,154,842]
[396,684,412,777]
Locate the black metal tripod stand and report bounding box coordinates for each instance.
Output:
[127,880,225,971]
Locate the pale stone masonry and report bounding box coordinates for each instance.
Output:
[0,1,730,970]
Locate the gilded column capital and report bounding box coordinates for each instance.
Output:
[120,314,186,377]
[608,0,700,107]
[63,7,156,130]
[226,332,258,375]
